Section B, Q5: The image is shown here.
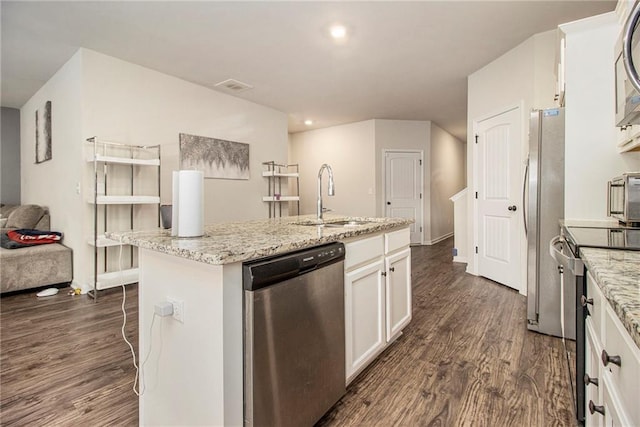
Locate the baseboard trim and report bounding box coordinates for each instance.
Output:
[426,232,454,245]
[453,256,468,264]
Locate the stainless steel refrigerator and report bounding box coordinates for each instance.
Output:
[526,107,573,340]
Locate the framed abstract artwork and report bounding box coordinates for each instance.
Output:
[35,100,52,164]
[179,133,250,180]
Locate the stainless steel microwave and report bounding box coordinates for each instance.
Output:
[615,2,640,127]
[608,173,640,224]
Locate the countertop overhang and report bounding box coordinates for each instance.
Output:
[106,214,413,265]
[579,247,640,350]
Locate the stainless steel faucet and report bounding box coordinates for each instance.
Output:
[317,164,335,222]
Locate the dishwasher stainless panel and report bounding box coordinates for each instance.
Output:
[243,243,345,427]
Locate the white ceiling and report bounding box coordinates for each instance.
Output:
[1,1,616,141]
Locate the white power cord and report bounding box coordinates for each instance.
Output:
[118,243,158,397]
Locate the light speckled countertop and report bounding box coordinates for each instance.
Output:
[580,248,640,350]
[106,214,412,265]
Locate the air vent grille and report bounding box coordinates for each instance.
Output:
[214,78,253,93]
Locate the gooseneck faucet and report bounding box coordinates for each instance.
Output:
[317,164,335,222]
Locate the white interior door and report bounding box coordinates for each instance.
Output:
[476,107,522,290]
[384,151,423,245]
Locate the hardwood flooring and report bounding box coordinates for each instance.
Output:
[1,238,575,426]
[318,241,575,426]
[1,286,139,426]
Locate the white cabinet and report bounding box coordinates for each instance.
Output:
[584,272,640,426]
[345,259,385,379]
[384,228,411,342]
[343,227,411,383]
[615,125,640,153]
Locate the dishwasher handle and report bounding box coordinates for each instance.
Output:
[549,235,583,277]
[243,242,345,291]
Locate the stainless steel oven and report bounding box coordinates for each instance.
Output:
[549,233,585,423]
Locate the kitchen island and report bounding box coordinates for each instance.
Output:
[107,214,412,426]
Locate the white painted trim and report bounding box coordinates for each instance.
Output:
[449,187,467,202]
[382,149,425,246]
[453,256,468,264]
[425,231,453,245]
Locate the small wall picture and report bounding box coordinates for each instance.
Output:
[179,133,250,180]
[35,100,52,164]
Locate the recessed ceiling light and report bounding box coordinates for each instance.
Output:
[304,119,314,126]
[330,24,347,39]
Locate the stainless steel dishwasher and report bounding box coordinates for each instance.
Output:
[242,242,345,427]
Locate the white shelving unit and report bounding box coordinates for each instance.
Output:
[262,161,300,218]
[86,137,160,300]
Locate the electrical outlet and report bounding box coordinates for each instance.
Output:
[167,297,184,323]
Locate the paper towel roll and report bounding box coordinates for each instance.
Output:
[171,170,204,237]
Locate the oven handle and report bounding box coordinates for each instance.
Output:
[549,235,584,277]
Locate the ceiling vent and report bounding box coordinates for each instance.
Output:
[214,78,253,93]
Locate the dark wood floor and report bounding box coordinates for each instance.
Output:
[1,238,575,426]
[318,241,575,426]
[1,285,139,426]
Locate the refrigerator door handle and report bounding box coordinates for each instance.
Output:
[522,158,529,235]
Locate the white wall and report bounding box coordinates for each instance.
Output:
[374,119,430,241]
[290,118,466,244]
[467,29,557,276]
[561,14,640,219]
[430,122,466,243]
[21,48,289,290]
[289,120,376,217]
[20,52,84,288]
[1,107,21,204]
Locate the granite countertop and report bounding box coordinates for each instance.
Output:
[580,247,640,350]
[106,214,412,265]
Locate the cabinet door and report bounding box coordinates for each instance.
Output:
[345,260,385,383]
[385,248,411,342]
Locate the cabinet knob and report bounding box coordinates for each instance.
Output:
[507,205,517,211]
[601,349,622,367]
[584,373,599,387]
[580,295,593,307]
[386,202,391,205]
[389,267,395,272]
[588,400,605,416]
[381,271,387,277]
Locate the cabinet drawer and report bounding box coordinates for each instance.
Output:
[586,272,604,343]
[344,234,384,270]
[384,227,410,254]
[602,374,633,427]
[602,305,640,426]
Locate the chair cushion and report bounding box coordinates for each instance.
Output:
[5,205,45,229]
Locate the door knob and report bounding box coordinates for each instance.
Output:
[508,205,517,211]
